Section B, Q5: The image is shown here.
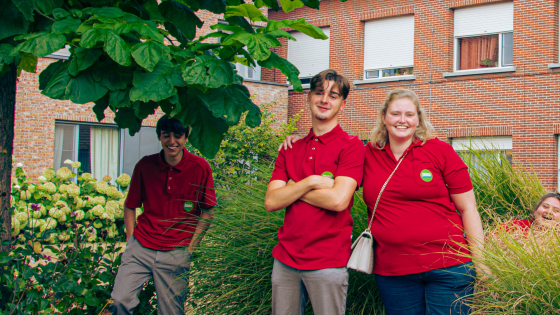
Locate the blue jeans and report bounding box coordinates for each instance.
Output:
[375,262,475,315]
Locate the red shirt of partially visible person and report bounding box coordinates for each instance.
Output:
[125,148,217,250]
[270,125,365,270]
[363,138,473,276]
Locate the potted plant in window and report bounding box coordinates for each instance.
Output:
[480,58,493,68]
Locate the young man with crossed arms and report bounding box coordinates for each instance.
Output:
[265,69,365,315]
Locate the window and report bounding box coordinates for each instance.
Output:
[46,45,70,60]
[452,136,513,171]
[454,2,514,71]
[54,122,160,182]
[287,27,330,83]
[363,15,414,79]
[235,62,261,81]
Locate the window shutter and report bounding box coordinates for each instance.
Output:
[122,127,160,176]
[452,136,513,151]
[454,2,513,37]
[287,28,330,78]
[363,15,414,71]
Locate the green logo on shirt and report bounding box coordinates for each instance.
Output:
[420,169,433,182]
[183,201,194,212]
[321,171,334,179]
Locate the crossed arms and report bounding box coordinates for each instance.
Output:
[264,175,358,212]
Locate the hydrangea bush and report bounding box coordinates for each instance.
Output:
[10,160,140,244]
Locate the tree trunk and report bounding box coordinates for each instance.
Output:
[0,64,17,252]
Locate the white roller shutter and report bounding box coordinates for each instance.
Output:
[454,2,513,37]
[452,136,512,151]
[287,28,330,78]
[363,15,414,71]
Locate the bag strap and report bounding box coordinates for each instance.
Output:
[365,150,409,232]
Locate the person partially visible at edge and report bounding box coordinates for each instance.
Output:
[363,89,484,315]
[495,192,560,234]
[111,115,217,315]
[264,69,365,315]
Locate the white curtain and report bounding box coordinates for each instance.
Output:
[53,126,64,170]
[90,127,119,183]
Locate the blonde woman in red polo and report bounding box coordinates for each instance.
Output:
[362,89,484,315]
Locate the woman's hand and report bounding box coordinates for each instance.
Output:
[278,135,302,151]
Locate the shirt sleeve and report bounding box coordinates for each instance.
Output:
[335,138,366,188]
[270,148,289,183]
[199,165,217,209]
[124,159,144,209]
[441,142,473,194]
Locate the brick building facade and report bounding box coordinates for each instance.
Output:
[268,0,560,191]
[12,8,289,182]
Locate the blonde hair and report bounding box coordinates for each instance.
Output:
[370,89,435,149]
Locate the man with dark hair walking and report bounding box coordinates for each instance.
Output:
[111,115,216,314]
[265,69,365,315]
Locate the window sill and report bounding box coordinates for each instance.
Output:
[353,75,416,85]
[45,53,70,60]
[548,63,560,69]
[243,79,290,87]
[288,83,310,91]
[443,66,516,77]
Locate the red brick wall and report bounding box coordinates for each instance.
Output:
[270,0,560,190]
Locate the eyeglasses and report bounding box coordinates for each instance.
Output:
[541,202,560,213]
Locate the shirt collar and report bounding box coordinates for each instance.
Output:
[303,124,344,144]
[158,147,190,172]
[379,137,423,151]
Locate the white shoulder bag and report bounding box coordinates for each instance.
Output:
[347,151,409,274]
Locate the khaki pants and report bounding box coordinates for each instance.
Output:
[111,235,191,315]
[271,259,349,315]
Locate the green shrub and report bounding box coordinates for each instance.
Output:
[9,161,135,244]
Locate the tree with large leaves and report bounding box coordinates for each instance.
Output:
[0,0,330,251]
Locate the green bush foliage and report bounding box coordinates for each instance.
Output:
[9,161,135,244]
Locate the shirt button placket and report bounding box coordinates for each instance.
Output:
[309,138,318,162]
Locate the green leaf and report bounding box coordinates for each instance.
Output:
[301,0,320,9]
[14,33,66,57]
[68,48,103,76]
[82,7,125,18]
[114,22,164,43]
[210,24,246,34]
[225,4,268,22]
[104,30,132,66]
[254,0,280,11]
[92,64,132,91]
[164,21,189,47]
[39,59,66,90]
[225,16,255,34]
[266,30,296,41]
[80,28,108,48]
[169,46,195,63]
[108,88,131,109]
[35,0,63,15]
[52,17,82,35]
[114,107,142,136]
[12,0,34,22]
[258,52,302,91]
[52,8,70,20]
[131,41,169,72]
[279,0,305,12]
[182,55,233,88]
[197,84,261,127]
[93,94,109,121]
[18,52,37,73]
[65,70,109,104]
[133,100,158,119]
[84,290,99,306]
[159,1,203,41]
[199,0,227,14]
[264,18,328,39]
[223,32,280,61]
[172,89,228,158]
[0,44,17,65]
[143,0,164,20]
[130,58,178,102]
[0,1,30,41]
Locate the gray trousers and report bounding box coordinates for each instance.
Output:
[111,235,191,315]
[271,259,349,315]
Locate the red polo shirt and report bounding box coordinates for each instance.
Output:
[363,138,473,276]
[125,148,216,250]
[270,125,365,270]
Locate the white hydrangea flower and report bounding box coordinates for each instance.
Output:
[93,220,103,229]
[56,213,67,223]
[14,185,21,190]
[42,169,56,181]
[93,196,106,206]
[58,232,71,242]
[56,167,73,181]
[116,174,131,187]
[72,210,85,221]
[44,217,57,230]
[92,205,105,217]
[43,182,57,194]
[16,163,23,167]
[95,181,109,194]
[11,226,19,237]
[12,217,20,230]
[20,191,31,201]
[114,208,124,219]
[15,212,29,225]
[71,161,81,169]
[38,176,47,182]
[64,159,73,165]
[81,173,93,181]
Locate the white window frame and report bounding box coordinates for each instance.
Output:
[235,62,261,81]
[453,32,513,72]
[452,2,515,73]
[363,15,415,81]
